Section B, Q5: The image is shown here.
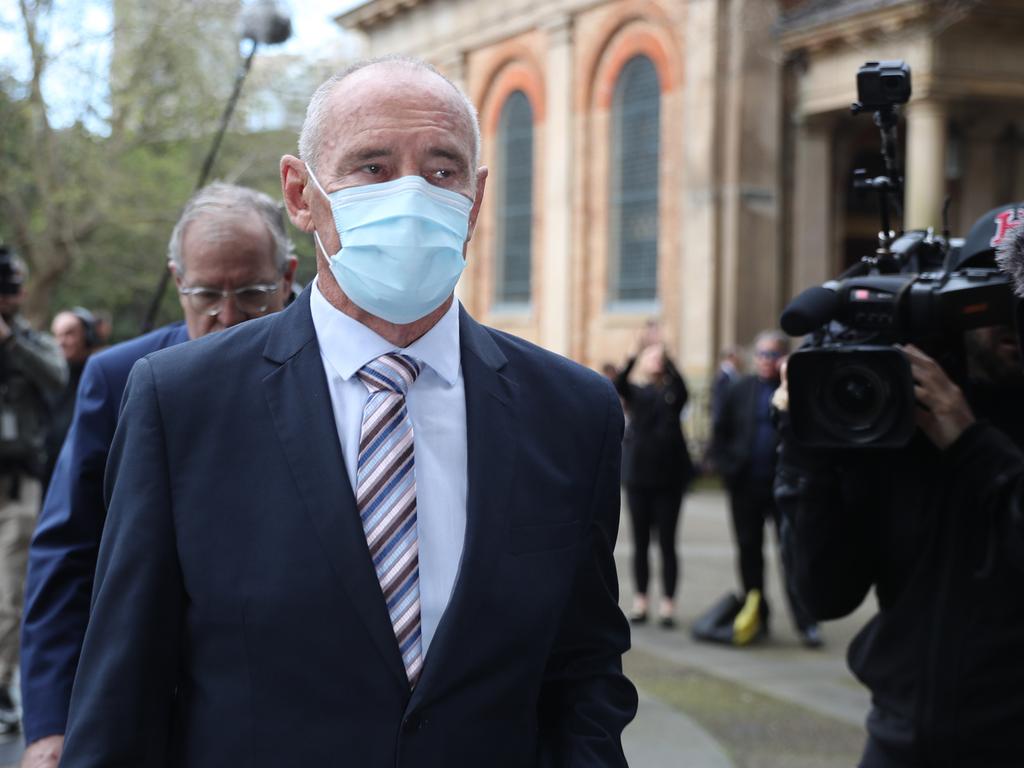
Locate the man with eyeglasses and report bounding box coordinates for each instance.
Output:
[18,182,296,768]
[711,330,821,648]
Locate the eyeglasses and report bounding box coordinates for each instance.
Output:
[178,282,280,317]
[755,349,783,360]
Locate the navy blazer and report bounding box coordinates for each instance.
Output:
[62,290,637,767]
[20,322,189,743]
[711,374,773,482]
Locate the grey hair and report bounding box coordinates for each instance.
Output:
[298,55,481,177]
[996,223,1024,298]
[754,330,790,352]
[167,182,293,275]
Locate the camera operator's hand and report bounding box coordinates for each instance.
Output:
[901,344,975,450]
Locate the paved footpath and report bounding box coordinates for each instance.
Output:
[619,487,875,767]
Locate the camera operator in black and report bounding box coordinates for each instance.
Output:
[775,205,1024,767]
[0,246,66,729]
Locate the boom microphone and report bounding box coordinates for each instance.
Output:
[780,284,841,338]
[239,0,292,45]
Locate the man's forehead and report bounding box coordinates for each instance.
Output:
[181,210,275,272]
[322,67,473,150]
[182,208,265,245]
[339,62,458,104]
[53,313,81,331]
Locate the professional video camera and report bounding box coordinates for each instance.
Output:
[780,61,1015,448]
[0,246,23,296]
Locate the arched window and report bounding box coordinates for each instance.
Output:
[495,89,534,305]
[609,55,660,303]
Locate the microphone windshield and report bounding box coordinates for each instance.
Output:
[240,0,292,45]
[780,285,840,337]
[996,222,1024,298]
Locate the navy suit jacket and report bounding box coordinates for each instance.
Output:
[62,290,637,767]
[20,322,189,742]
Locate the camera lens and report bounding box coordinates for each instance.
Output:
[821,363,889,435]
[832,369,880,419]
[789,347,915,448]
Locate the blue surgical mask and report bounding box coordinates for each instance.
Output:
[307,169,473,324]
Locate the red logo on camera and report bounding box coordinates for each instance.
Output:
[990,207,1024,248]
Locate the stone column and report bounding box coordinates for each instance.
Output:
[960,121,1001,232]
[442,49,476,309]
[790,116,833,297]
[438,49,467,91]
[539,14,574,355]
[678,0,719,374]
[904,99,948,231]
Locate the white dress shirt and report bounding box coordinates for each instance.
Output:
[309,280,468,655]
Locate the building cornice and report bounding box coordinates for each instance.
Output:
[778,0,929,52]
[335,0,427,32]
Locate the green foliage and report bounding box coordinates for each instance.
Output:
[0,0,320,338]
[48,128,317,342]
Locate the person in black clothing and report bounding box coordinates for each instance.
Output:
[615,334,693,627]
[712,330,820,646]
[710,346,741,427]
[776,207,1024,767]
[776,336,1024,767]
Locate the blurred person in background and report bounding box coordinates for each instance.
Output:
[90,310,112,349]
[710,346,741,426]
[615,322,694,627]
[712,330,820,647]
[0,246,67,735]
[41,308,101,491]
[703,345,742,476]
[18,183,296,768]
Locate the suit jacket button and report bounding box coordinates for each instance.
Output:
[403,714,421,732]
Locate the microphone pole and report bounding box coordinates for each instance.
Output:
[139,39,259,334]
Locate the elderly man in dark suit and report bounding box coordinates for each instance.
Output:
[61,56,636,767]
[712,330,821,648]
[18,183,296,768]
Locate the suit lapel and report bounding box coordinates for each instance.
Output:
[411,308,519,705]
[261,290,407,688]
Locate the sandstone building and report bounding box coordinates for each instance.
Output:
[333,0,1024,429]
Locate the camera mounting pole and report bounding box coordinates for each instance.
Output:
[851,100,904,271]
[139,0,293,334]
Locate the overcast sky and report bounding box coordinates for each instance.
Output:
[0,0,366,129]
[279,0,365,56]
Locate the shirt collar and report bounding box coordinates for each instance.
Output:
[310,278,461,387]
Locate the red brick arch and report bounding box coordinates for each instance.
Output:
[581,1,683,112]
[477,52,546,139]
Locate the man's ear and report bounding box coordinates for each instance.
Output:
[466,166,488,242]
[281,155,315,233]
[168,261,183,288]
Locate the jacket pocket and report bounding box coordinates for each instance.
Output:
[507,520,581,556]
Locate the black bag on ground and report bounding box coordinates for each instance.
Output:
[691,592,743,644]
[691,590,766,646]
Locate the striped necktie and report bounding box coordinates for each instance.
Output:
[356,353,423,687]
